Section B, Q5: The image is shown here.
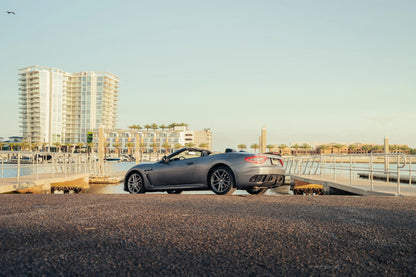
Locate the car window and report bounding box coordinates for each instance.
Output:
[169,150,202,161]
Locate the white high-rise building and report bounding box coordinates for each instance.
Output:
[19,66,119,144]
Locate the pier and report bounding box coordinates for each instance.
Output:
[283,153,416,196]
[0,151,113,194]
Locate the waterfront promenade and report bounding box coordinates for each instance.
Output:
[1,194,415,276]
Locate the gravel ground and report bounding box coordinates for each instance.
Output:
[1,195,415,276]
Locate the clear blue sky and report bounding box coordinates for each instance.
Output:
[1,0,415,151]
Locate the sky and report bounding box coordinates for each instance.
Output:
[1,0,415,151]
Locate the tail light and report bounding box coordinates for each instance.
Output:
[279,159,284,167]
[245,156,268,164]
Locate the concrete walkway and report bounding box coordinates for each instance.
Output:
[0,173,88,193]
[291,174,416,196]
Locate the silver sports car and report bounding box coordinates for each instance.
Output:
[124,147,285,195]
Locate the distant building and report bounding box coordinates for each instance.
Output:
[91,126,213,154]
[19,65,119,145]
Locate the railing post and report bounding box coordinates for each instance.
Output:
[370,153,373,191]
[409,156,412,187]
[17,152,21,185]
[349,155,352,186]
[36,151,39,180]
[397,154,400,195]
[52,153,55,178]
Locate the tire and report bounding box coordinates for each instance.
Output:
[127,172,145,194]
[167,190,183,194]
[246,187,268,195]
[209,166,236,195]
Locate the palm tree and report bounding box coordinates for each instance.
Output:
[113,143,122,157]
[362,144,371,153]
[139,143,146,161]
[159,124,167,131]
[348,144,358,154]
[301,143,311,155]
[151,123,158,131]
[169,123,176,130]
[266,144,274,152]
[76,142,84,152]
[333,144,344,155]
[144,124,151,132]
[237,144,247,151]
[250,143,259,153]
[174,143,183,150]
[185,142,195,148]
[150,143,158,160]
[162,142,171,154]
[0,143,4,151]
[317,144,329,154]
[199,143,208,149]
[128,125,135,131]
[292,144,301,155]
[53,142,62,152]
[126,142,135,155]
[87,142,94,155]
[279,144,287,153]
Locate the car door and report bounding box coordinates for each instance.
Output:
[150,158,197,186]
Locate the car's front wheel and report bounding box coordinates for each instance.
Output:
[127,172,145,194]
[246,187,268,195]
[209,166,236,195]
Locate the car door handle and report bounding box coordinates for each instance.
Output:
[186,162,194,165]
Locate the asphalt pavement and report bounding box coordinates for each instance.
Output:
[1,194,415,276]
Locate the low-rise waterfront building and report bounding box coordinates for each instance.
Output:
[91,126,212,155]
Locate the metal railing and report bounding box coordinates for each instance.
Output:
[283,153,415,195]
[0,151,111,185]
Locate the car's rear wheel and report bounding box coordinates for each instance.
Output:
[127,172,145,194]
[209,166,236,195]
[167,189,183,194]
[246,187,268,195]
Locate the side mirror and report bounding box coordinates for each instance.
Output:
[161,155,168,163]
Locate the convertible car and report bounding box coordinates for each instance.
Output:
[124,147,285,195]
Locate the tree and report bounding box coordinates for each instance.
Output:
[348,144,358,154]
[126,142,135,155]
[0,143,4,151]
[151,123,158,131]
[87,143,94,155]
[174,143,183,150]
[301,143,311,155]
[199,143,208,149]
[159,124,167,131]
[113,143,122,157]
[362,144,371,153]
[333,144,344,154]
[150,143,158,160]
[144,124,151,131]
[279,144,287,153]
[237,144,247,151]
[169,123,176,130]
[185,142,195,148]
[250,143,259,153]
[292,144,301,155]
[317,144,329,154]
[53,142,62,152]
[76,142,84,152]
[162,142,171,154]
